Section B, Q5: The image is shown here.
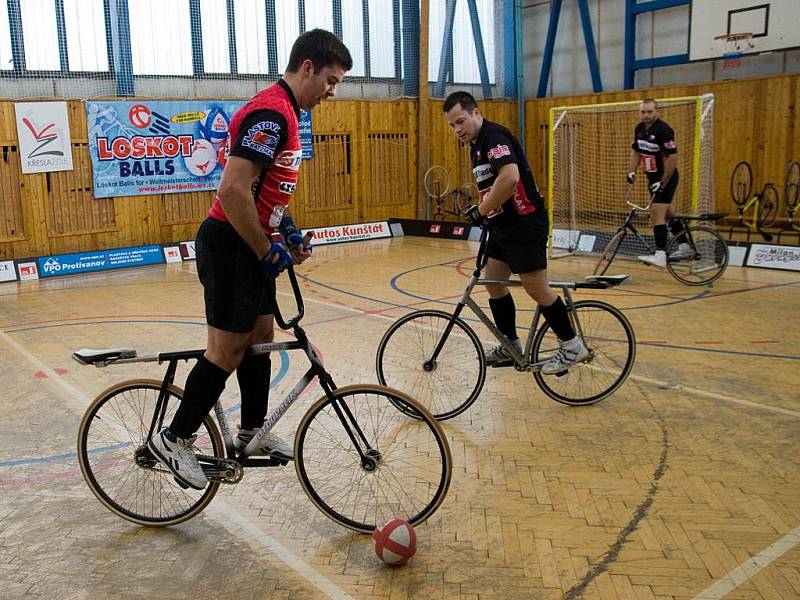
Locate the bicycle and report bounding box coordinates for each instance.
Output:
[374,227,636,420]
[424,164,476,221]
[728,160,780,242]
[74,265,452,532]
[594,191,729,286]
[777,160,800,244]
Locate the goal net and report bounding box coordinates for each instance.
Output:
[547,94,714,258]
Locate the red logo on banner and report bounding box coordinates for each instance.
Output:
[430,225,441,233]
[453,226,464,235]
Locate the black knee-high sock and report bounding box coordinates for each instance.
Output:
[654,224,668,250]
[489,293,518,340]
[237,353,272,429]
[170,356,230,439]
[540,297,575,342]
[670,220,687,244]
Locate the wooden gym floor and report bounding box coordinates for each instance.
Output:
[1,235,798,600]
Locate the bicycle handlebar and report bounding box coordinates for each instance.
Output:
[272,231,313,331]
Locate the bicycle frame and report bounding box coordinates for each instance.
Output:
[82,267,376,475]
[425,229,598,372]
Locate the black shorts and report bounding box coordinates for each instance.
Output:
[195,217,276,333]
[485,209,548,274]
[650,171,679,204]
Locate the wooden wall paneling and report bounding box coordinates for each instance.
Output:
[0,145,24,244]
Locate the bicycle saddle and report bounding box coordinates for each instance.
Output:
[582,274,630,288]
[73,347,137,365]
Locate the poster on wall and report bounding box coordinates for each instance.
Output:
[14,101,74,174]
[86,100,244,198]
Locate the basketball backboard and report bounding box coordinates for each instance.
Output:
[690,0,800,61]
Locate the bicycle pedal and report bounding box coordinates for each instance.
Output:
[488,359,515,368]
[554,370,569,378]
[242,456,290,467]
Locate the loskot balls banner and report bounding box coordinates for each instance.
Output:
[86,100,244,198]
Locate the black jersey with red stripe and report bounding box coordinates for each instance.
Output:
[631,118,678,182]
[471,120,543,227]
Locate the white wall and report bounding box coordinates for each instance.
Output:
[523,0,800,98]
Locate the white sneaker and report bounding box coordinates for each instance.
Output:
[669,243,694,261]
[148,428,207,490]
[540,336,590,375]
[234,428,294,460]
[638,250,667,268]
[484,338,523,366]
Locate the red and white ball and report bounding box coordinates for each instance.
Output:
[184,138,218,177]
[372,519,416,566]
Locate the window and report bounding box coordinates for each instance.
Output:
[129,0,192,75]
[20,0,59,70]
[368,0,394,77]
[275,1,299,73]
[428,0,495,84]
[233,0,267,74]
[200,0,230,73]
[64,0,108,72]
[0,0,12,70]
[341,0,364,76]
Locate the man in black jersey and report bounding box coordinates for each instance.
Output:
[147,30,352,490]
[626,98,690,267]
[443,91,588,374]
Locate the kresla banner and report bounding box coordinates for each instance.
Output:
[86,100,244,198]
[15,101,74,174]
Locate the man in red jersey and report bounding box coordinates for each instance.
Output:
[149,30,352,490]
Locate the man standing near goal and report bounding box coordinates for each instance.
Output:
[626,98,691,267]
[443,91,588,374]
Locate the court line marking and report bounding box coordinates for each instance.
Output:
[0,328,354,600]
[691,525,800,599]
[284,289,800,419]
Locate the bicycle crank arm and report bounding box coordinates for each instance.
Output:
[241,456,290,468]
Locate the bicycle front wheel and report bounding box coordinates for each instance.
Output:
[531,301,636,406]
[666,226,729,286]
[376,309,486,420]
[594,231,626,275]
[77,380,224,526]
[295,384,452,533]
[758,184,780,228]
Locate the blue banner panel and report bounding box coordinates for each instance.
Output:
[87,100,244,198]
[37,245,164,278]
[299,109,313,159]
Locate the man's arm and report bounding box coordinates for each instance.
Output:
[628,149,640,176]
[478,163,519,216]
[217,156,271,260]
[660,153,678,186]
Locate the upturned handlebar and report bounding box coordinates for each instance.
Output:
[272,231,313,331]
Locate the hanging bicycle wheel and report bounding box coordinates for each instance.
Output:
[757,184,780,228]
[786,161,800,210]
[666,226,729,286]
[594,231,627,276]
[453,183,479,214]
[530,301,636,406]
[295,384,452,533]
[77,380,224,526]
[730,161,753,206]
[376,310,486,420]
[423,165,451,199]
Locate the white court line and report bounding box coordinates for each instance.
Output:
[0,328,355,600]
[692,526,800,599]
[288,289,800,419]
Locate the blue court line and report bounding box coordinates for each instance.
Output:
[0,318,290,468]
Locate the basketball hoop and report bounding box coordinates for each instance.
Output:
[714,32,754,69]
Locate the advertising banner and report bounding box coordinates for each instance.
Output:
[302,222,392,246]
[14,101,74,174]
[37,245,164,278]
[87,100,244,198]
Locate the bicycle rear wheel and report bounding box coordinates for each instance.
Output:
[531,301,635,406]
[77,380,224,526]
[594,231,626,275]
[295,384,452,533]
[376,309,485,420]
[758,184,780,228]
[666,226,729,286]
[730,161,752,206]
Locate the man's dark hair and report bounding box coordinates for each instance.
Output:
[641,98,658,108]
[443,91,478,113]
[286,29,353,73]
